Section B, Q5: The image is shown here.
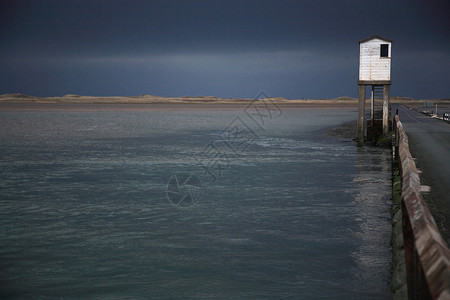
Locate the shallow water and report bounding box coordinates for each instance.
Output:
[0,104,391,299]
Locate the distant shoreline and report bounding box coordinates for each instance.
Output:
[0,93,448,106]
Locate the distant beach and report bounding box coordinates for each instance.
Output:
[1,93,447,107]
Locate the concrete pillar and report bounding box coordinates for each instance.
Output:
[371,85,375,121]
[382,84,390,135]
[357,84,366,145]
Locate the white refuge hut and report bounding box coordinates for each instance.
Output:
[359,36,392,81]
[357,36,392,144]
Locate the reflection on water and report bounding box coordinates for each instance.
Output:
[351,147,392,294]
[0,105,391,299]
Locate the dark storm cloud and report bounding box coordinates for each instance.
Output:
[0,0,449,98]
[2,0,448,55]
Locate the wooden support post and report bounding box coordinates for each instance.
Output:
[382,84,390,135]
[357,84,366,145]
[371,85,375,121]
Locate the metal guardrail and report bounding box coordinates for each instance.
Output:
[394,115,450,299]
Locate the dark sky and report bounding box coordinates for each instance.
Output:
[1,0,449,99]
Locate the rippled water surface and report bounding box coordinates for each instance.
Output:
[0,104,391,299]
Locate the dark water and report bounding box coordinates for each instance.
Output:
[0,104,391,299]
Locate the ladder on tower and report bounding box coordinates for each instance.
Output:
[371,85,384,120]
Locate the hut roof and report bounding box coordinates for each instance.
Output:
[359,36,393,44]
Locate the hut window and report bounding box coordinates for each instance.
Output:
[380,44,389,57]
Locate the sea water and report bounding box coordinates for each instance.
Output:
[0,103,391,299]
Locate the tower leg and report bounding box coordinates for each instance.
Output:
[357,84,366,145]
[382,85,390,136]
[371,85,375,121]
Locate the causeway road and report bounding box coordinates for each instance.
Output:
[393,104,450,244]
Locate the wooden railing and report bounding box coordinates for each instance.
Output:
[394,115,450,299]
